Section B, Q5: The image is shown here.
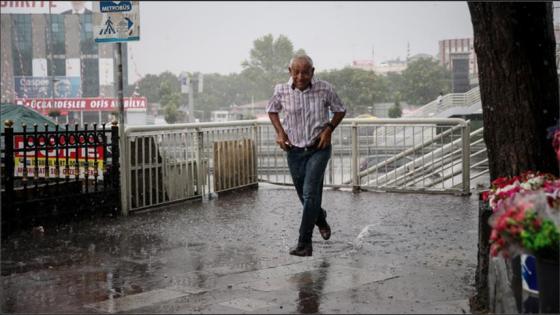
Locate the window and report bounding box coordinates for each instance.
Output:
[46,14,65,56]
[80,13,98,55]
[47,58,66,76]
[81,58,99,97]
[11,15,32,76]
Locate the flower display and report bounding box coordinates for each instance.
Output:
[483,171,556,212]
[489,191,559,260]
[487,172,560,260]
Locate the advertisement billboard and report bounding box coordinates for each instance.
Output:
[0,1,93,14]
[15,97,147,113]
[13,135,105,179]
[14,76,81,98]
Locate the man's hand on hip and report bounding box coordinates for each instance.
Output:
[317,128,332,149]
[276,132,292,151]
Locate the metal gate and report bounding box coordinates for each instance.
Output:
[1,120,121,234]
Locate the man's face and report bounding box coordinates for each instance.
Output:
[71,1,85,11]
[289,59,314,91]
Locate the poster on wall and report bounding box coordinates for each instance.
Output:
[0,1,93,14]
[12,136,105,180]
[14,76,81,98]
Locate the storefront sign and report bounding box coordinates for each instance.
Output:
[15,97,147,113]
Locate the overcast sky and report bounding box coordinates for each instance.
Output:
[127,1,474,83]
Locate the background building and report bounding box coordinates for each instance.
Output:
[0,1,145,125]
[438,38,478,89]
[351,53,434,76]
[351,58,408,75]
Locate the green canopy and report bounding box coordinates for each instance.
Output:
[1,103,57,133]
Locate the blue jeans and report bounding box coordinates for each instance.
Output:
[287,144,332,245]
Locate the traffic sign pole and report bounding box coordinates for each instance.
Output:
[116,42,128,216]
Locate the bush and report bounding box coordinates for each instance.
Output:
[388,100,402,118]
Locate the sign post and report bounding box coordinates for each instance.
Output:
[93,1,140,216]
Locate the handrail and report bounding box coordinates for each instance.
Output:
[357,126,485,190]
[121,117,475,213]
[125,117,469,135]
[344,124,464,183]
[406,86,480,117]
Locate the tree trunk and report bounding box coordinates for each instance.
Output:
[468,2,559,181]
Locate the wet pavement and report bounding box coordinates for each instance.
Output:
[1,184,478,313]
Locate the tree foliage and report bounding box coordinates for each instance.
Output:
[388,99,402,118]
[240,34,306,102]
[318,68,387,116]
[242,34,294,83]
[135,34,454,120]
[159,81,183,123]
[399,58,451,105]
[137,71,180,104]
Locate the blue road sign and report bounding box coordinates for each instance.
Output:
[100,1,133,13]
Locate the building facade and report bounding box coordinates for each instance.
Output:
[350,58,408,75]
[0,1,144,125]
[438,38,478,82]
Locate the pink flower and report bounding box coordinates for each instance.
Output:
[532,218,541,230]
[490,229,499,241]
[482,191,489,202]
[553,129,560,161]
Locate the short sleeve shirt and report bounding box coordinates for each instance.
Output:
[266,78,346,148]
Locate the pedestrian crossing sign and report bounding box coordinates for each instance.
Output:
[94,1,140,43]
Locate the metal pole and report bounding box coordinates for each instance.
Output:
[4,120,15,209]
[461,120,471,195]
[188,78,194,122]
[48,5,55,101]
[195,128,203,197]
[351,121,360,193]
[116,42,128,215]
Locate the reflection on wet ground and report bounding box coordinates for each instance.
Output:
[1,184,478,313]
[293,259,329,313]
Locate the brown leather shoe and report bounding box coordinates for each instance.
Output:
[316,209,331,240]
[289,243,312,257]
[318,223,331,240]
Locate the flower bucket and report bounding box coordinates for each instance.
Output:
[521,254,539,294]
[536,256,559,313]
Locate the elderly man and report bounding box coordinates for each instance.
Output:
[266,54,346,256]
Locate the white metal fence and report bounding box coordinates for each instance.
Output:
[123,121,258,213]
[122,118,471,213]
[406,86,480,117]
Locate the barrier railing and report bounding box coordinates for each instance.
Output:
[124,121,258,212]
[123,118,471,213]
[406,86,480,117]
[258,118,470,195]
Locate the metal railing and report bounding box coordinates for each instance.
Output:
[122,118,471,213]
[124,121,259,212]
[405,86,480,117]
[258,118,470,194]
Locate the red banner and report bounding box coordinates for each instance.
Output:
[14,135,105,160]
[15,97,147,113]
[13,135,106,179]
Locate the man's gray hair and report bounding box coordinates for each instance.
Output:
[289,54,313,68]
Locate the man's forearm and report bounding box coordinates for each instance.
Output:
[328,111,346,130]
[268,112,286,136]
